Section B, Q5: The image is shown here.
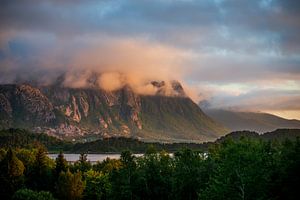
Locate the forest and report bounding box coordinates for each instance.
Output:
[0,136,299,200]
[1,128,300,153]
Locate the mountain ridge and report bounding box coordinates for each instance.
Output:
[0,82,228,142]
[204,108,300,133]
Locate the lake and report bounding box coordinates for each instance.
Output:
[48,153,143,164]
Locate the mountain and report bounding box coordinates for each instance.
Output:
[0,81,227,142]
[204,109,300,133]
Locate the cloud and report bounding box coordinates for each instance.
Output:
[0,34,189,85]
[0,0,299,118]
[199,83,300,112]
[97,72,126,91]
[0,34,190,95]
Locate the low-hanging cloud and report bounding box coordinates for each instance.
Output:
[0,0,300,118]
[60,38,190,94]
[0,34,190,95]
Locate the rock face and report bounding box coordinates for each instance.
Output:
[0,81,228,142]
[0,84,56,128]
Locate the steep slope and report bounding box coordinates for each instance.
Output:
[0,82,227,142]
[0,84,56,129]
[204,109,300,133]
[140,96,227,141]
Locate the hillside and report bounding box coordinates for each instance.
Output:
[1,129,299,153]
[0,82,227,142]
[0,129,208,153]
[0,129,72,151]
[215,129,300,144]
[204,109,300,133]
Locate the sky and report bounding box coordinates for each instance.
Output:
[0,0,299,119]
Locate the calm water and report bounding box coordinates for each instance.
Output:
[48,154,143,163]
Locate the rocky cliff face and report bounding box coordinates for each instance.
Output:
[0,81,227,142]
[0,84,56,128]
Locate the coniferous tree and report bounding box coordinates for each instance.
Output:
[83,170,111,200]
[110,151,137,200]
[73,153,91,173]
[172,149,207,200]
[0,148,25,199]
[28,146,53,191]
[54,151,68,178]
[135,150,173,199]
[56,170,85,200]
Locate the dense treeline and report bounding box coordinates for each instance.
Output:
[73,129,300,153]
[0,129,72,152]
[216,129,300,143]
[0,129,207,153]
[0,137,299,200]
[1,128,300,153]
[71,137,208,153]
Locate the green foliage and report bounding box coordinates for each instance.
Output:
[56,170,85,200]
[27,146,54,191]
[54,151,68,178]
[110,151,138,200]
[201,138,276,200]
[145,144,157,155]
[12,189,56,200]
[139,96,228,140]
[0,148,25,199]
[6,148,25,177]
[83,170,111,200]
[135,151,173,199]
[72,153,92,173]
[93,158,122,174]
[172,149,208,200]
[0,132,299,200]
[16,148,36,169]
[72,137,207,153]
[107,138,299,200]
[0,129,72,152]
[270,139,300,200]
[2,128,299,154]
